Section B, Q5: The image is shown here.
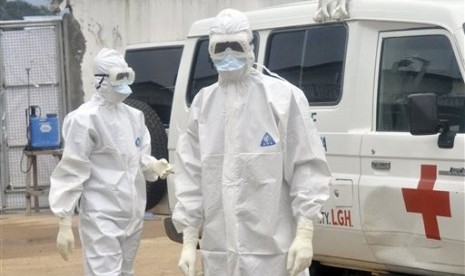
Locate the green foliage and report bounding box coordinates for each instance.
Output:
[0,0,52,20]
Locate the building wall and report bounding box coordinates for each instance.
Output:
[64,0,306,101]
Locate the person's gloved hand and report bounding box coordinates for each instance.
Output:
[56,215,74,261]
[178,226,199,276]
[287,217,314,276]
[152,158,173,179]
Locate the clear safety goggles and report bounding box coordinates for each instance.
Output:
[209,33,251,59]
[95,67,135,87]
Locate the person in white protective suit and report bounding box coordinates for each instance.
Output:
[173,8,331,276]
[48,48,173,275]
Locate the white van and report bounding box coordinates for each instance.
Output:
[164,0,465,275]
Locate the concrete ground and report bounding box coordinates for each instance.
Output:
[0,211,197,276]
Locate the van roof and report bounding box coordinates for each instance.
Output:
[188,0,464,37]
[126,40,184,51]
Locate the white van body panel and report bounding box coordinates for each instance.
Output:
[167,0,465,274]
[126,40,185,51]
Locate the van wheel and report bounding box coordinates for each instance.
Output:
[123,98,168,210]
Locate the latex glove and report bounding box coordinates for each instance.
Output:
[56,215,74,261]
[287,217,314,276]
[178,226,199,276]
[152,158,173,179]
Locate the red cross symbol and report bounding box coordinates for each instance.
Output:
[402,164,451,240]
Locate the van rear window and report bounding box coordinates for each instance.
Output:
[126,45,183,125]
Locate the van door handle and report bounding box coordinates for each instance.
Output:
[371,160,391,170]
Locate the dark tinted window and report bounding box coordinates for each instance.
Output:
[265,24,347,105]
[125,45,183,125]
[187,38,217,104]
[187,34,259,104]
[377,35,465,133]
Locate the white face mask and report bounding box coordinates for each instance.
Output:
[98,82,132,104]
[213,53,248,72]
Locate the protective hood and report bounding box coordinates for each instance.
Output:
[208,9,255,81]
[93,48,134,104]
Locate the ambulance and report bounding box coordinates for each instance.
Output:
[164,0,465,275]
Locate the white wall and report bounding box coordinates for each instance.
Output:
[65,0,307,100]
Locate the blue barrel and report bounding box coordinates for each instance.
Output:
[29,113,61,149]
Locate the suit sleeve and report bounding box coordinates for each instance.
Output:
[49,113,92,217]
[284,87,331,222]
[171,96,204,233]
[139,112,159,182]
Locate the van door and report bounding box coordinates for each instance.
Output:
[360,29,465,274]
[264,23,378,266]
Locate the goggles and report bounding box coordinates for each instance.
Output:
[209,32,251,59]
[214,41,245,54]
[95,67,135,88]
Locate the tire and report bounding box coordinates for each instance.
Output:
[124,98,168,210]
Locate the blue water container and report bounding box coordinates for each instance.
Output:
[29,113,61,149]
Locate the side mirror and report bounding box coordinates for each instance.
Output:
[408,93,456,148]
[408,93,439,135]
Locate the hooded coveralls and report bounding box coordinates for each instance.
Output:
[49,49,158,276]
[172,66,331,275]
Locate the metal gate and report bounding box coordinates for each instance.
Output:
[0,19,66,212]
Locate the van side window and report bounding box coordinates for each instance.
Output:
[187,34,259,104]
[187,38,217,104]
[265,24,347,105]
[377,34,465,133]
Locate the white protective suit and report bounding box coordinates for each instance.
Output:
[49,48,168,275]
[173,9,331,276]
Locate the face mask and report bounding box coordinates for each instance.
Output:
[113,84,131,95]
[98,83,132,104]
[213,53,248,72]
